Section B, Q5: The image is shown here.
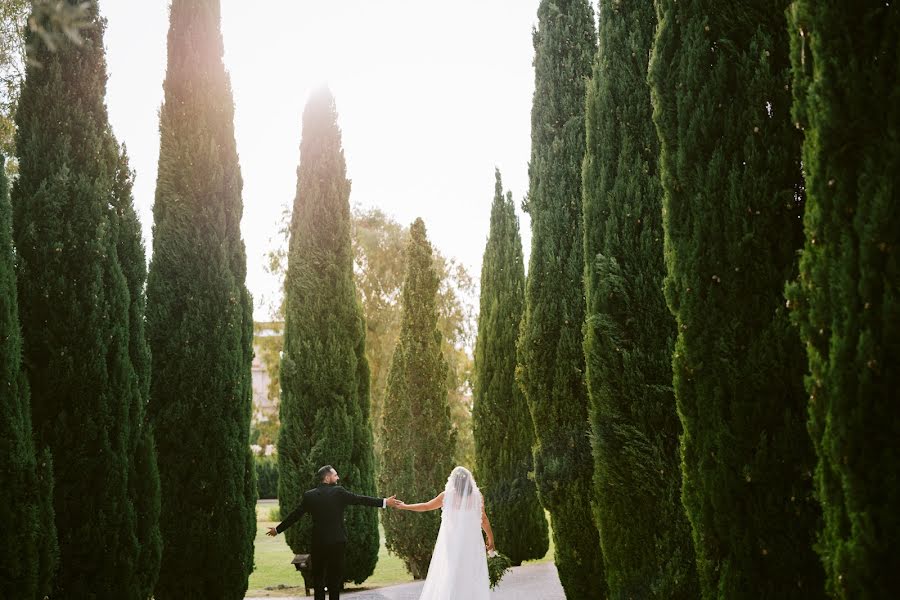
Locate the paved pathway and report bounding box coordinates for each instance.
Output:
[247,562,565,600]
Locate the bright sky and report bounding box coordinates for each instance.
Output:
[102,1,542,319]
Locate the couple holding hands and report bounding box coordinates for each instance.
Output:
[268,465,495,600]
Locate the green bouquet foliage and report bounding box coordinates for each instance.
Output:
[487,551,512,590]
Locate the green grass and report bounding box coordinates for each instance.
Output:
[246,500,553,597]
[247,500,411,597]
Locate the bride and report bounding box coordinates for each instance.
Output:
[398,466,495,599]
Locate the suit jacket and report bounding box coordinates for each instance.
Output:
[276,483,384,545]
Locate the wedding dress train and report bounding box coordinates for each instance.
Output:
[418,467,490,600]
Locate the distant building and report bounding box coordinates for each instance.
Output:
[252,321,283,424]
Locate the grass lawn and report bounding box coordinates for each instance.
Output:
[246,500,554,598]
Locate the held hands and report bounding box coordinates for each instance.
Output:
[385,495,404,509]
[266,527,278,537]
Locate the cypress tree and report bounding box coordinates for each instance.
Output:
[12,2,158,597]
[113,148,163,598]
[473,169,547,567]
[786,3,900,597]
[517,1,603,596]
[0,152,56,599]
[379,218,455,579]
[581,1,698,596]
[649,1,824,596]
[277,88,379,584]
[146,1,256,597]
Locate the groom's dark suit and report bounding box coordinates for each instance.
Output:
[276,483,385,600]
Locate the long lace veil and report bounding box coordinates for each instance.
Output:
[418,466,490,599]
[442,466,481,514]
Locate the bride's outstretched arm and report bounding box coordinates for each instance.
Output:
[481,505,495,552]
[398,491,444,512]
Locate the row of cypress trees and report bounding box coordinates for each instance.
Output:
[2,1,256,598]
[475,0,895,599]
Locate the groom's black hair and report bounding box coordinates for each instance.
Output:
[317,465,335,482]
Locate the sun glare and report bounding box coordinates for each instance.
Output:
[104,1,539,318]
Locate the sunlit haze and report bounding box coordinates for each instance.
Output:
[102,1,542,319]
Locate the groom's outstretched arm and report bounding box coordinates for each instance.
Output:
[339,487,399,508]
[274,498,307,534]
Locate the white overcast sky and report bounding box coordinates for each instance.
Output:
[102,1,547,319]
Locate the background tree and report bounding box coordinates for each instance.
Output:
[12,3,158,596]
[473,170,548,566]
[0,0,27,161]
[649,0,824,596]
[0,152,56,599]
[112,147,163,598]
[348,208,408,433]
[786,2,900,597]
[434,257,477,469]
[353,209,476,467]
[267,206,477,468]
[145,0,256,597]
[277,88,379,583]
[517,1,604,596]
[581,1,698,596]
[379,218,455,579]
[254,321,284,418]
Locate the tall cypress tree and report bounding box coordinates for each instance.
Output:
[473,170,547,567]
[146,1,256,597]
[12,3,158,597]
[379,218,455,579]
[113,148,163,598]
[582,1,698,596]
[517,1,603,597]
[0,152,56,599]
[649,1,824,597]
[277,88,379,584]
[786,3,899,597]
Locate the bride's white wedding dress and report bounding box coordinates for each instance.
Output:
[418,468,490,600]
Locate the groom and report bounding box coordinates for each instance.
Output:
[267,465,402,600]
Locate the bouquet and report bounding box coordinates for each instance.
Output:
[487,550,513,590]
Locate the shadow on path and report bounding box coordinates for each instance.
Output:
[247,562,565,600]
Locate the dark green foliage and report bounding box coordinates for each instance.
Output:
[487,552,513,590]
[256,454,279,500]
[517,1,604,597]
[581,1,698,596]
[649,1,823,597]
[473,170,547,566]
[0,153,56,599]
[276,88,379,583]
[12,3,159,596]
[146,1,256,597]
[786,3,900,597]
[113,148,162,598]
[379,219,455,579]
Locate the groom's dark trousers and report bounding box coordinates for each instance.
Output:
[312,541,345,600]
[276,483,385,600]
